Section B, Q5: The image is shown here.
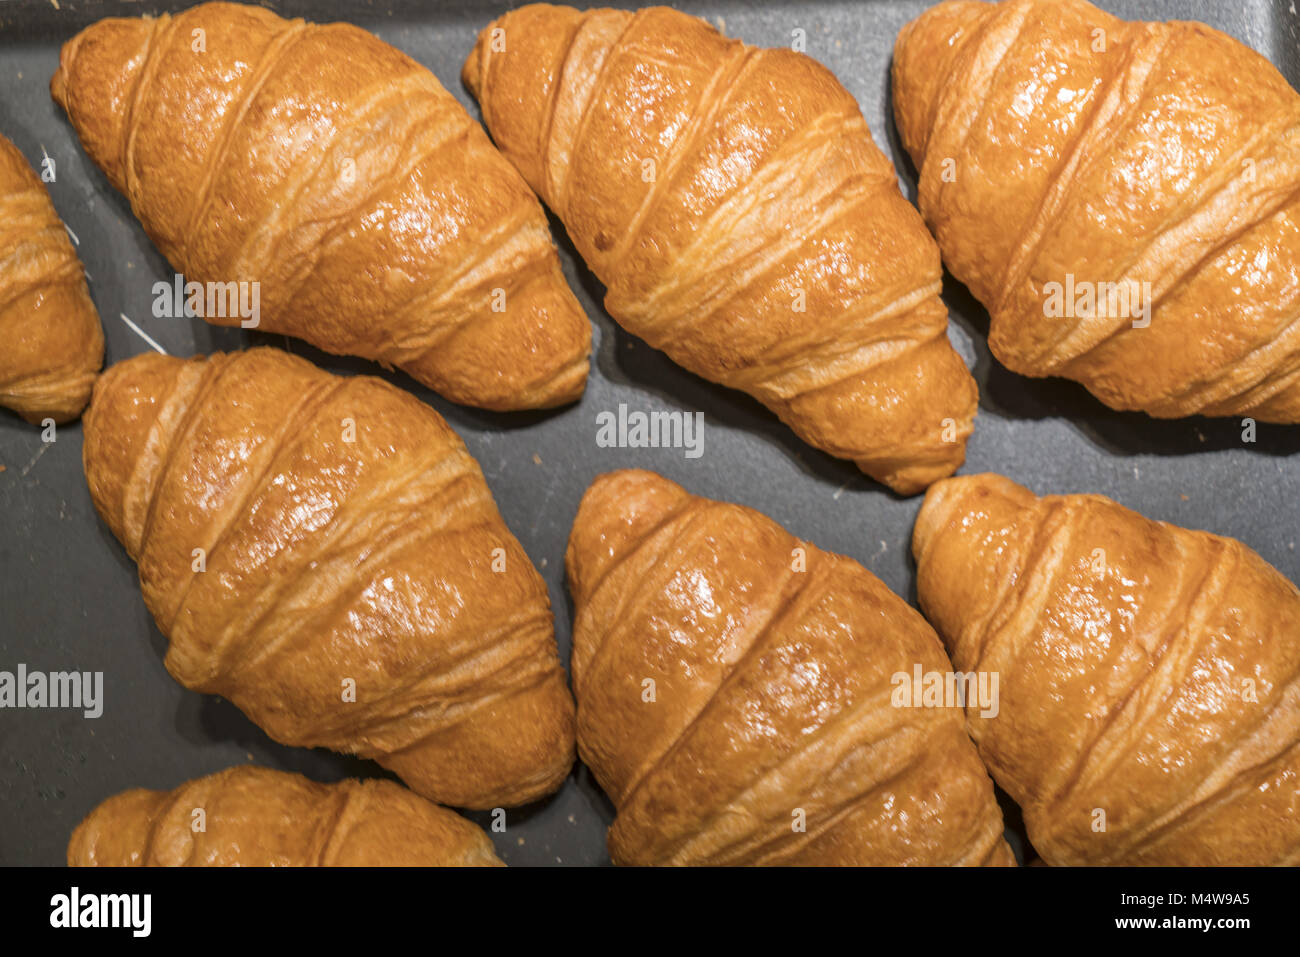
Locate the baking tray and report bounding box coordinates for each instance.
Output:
[1,0,1297,867]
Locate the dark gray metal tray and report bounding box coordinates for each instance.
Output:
[1,0,1297,866]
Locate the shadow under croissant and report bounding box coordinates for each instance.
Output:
[189,695,379,781]
[992,782,1035,867]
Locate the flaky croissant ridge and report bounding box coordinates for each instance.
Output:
[70,765,502,866]
[465,5,978,495]
[566,469,1013,865]
[914,473,1300,865]
[0,134,103,423]
[83,347,575,809]
[52,1,590,410]
[893,0,1300,421]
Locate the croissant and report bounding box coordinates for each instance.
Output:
[82,347,575,809]
[69,765,502,866]
[51,0,590,411]
[463,5,978,495]
[566,469,1014,865]
[893,0,1300,421]
[0,133,103,423]
[913,472,1300,865]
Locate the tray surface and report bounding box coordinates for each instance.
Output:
[1,0,1297,866]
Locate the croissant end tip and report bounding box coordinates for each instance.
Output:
[461,28,486,98]
[912,472,998,561]
[82,351,190,558]
[49,65,66,110]
[912,471,1036,565]
[566,469,687,601]
[49,27,81,111]
[913,475,960,562]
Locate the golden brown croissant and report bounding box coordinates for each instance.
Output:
[893,0,1300,421]
[70,765,502,866]
[83,347,575,809]
[913,472,1300,865]
[566,469,1013,865]
[51,0,589,411]
[0,133,103,423]
[463,5,977,494]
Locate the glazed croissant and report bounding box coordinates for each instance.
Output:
[70,765,502,866]
[464,5,978,494]
[566,469,1013,865]
[913,473,1300,865]
[0,133,102,423]
[51,1,589,411]
[893,0,1300,421]
[82,347,575,809]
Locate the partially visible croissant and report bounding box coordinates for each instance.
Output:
[913,472,1300,865]
[464,5,977,494]
[566,469,1013,865]
[0,133,103,423]
[83,347,575,809]
[69,765,502,866]
[893,0,1300,420]
[51,1,589,410]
